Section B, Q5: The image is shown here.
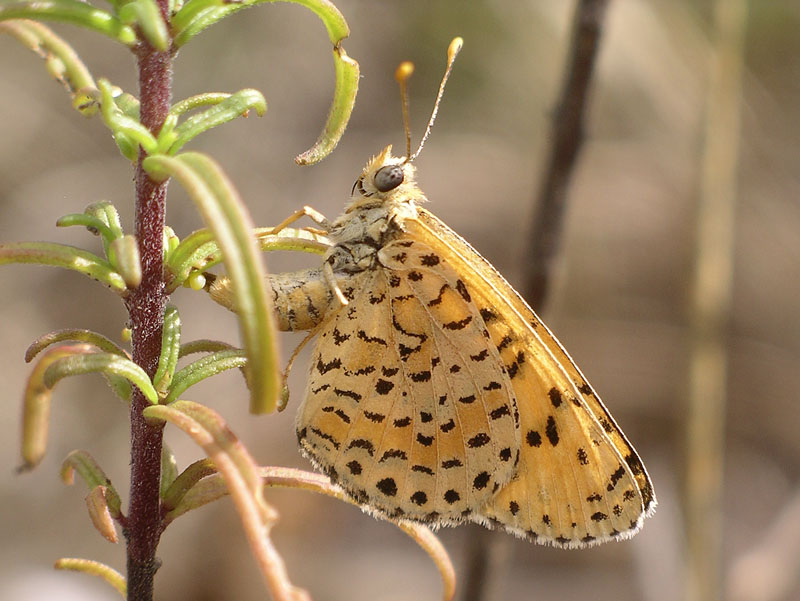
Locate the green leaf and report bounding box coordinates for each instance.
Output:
[295,43,358,164]
[25,329,129,363]
[56,213,116,244]
[43,351,158,403]
[98,79,159,158]
[169,92,233,118]
[166,89,266,155]
[117,0,169,51]
[153,305,181,394]
[60,450,122,518]
[0,241,126,292]
[160,444,179,498]
[54,558,126,597]
[162,457,216,511]
[0,20,99,115]
[165,349,246,404]
[165,226,328,292]
[178,339,237,358]
[174,0,349,47]
[108,235,141,288]
[142,153,280,413]
[0,1,137,45]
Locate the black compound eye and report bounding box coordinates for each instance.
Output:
[374,165,404,192]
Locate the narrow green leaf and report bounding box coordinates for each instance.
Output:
[295,43,359,164]
[162,457,216,511]
[0,241,126,292]
[98,79,159,158]
[165,349,246,404]
[178,339,237,358]
[160,444,179,499]
[118,0,169,51]
[0,19,99,115]
[25,329,129,363]
[153,305,181,394]
[142,153,279,413]
[169,92,232,118]
[54,558,126,597]
[60,450,122,518]
[0,1,137,45]
[108,235,141,288]
[165,226,329,292]
[173,0,349,47]
[84,201,124,239]
[56,213,116,243]
[167,89,266,155]
[43,351,158,403]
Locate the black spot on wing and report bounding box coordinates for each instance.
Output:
[347,439,375,456]
[376,478,397,496]
[363,411,385,423]
[393,416,411,428]
[467,433,490,448]
[357,330,387,346]
[420,253,440,266]
[455,279,471,302]
[548,388,563,408]
[442,458,462,469]
[375,379,394,395]
[379,449,408,462]
[334,388,362,402]
[545,416,559,446]
[416,433,434,447]
[443,316,473,330]
[316,357,341,375]
[526,430,542,447]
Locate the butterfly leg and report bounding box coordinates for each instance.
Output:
[268,205,331,236]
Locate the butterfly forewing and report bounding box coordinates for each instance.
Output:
[405,209,655,545]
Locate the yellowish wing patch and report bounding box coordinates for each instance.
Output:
[405,209,656,546]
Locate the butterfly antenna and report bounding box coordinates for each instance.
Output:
[394,61,415,161]
[402,37,463,163]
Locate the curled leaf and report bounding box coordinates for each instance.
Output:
[142,152,279,413]
[43,350,158,403]
[117,0,169,51]
[19,344,90,470]
[25,329,129,363]
[0,19,98,115]
[0,1,137,45]
[143,401,306,600]
[295,44,359,165]
[86,486,120,543]
[60,450,122,520]
[166,89,267,155]
[54,558,126,597]
[56,213,116,243]
[0,241,126,293]
[98,79,159,158]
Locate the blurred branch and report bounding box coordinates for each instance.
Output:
[685,1,748,601]
[522,0,610,309]
[464,3,611,601]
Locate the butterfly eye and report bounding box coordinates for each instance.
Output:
[374,165,404,192]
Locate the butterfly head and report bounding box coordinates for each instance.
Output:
[347,145,423,211]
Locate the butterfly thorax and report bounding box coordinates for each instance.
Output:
[324,146,426,276]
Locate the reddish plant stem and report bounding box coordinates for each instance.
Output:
[124,19,173,601]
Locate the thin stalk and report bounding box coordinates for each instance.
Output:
[685,1,747,601]
[124,4,173,599]
[523,0,610,308]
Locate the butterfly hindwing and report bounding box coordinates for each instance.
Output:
[297,252,519,521]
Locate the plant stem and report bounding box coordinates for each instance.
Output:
[125,8,173,599]
[523,0,609,308]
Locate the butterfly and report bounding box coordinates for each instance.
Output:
[210,38,656,547]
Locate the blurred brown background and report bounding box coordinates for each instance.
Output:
[2,1,799,600]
